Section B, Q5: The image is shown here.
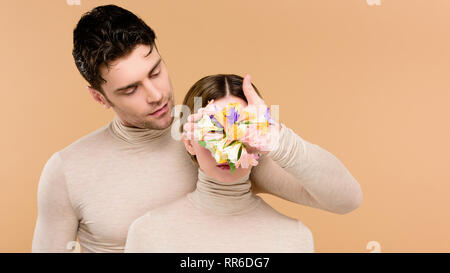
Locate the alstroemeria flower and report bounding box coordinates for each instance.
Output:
[236,149,260,169]
[194,114,223,141]
[194,100,277,172]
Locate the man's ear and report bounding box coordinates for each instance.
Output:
[182,137,196,156]
[87,86,111,109]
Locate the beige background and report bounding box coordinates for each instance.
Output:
[1,0,449,252]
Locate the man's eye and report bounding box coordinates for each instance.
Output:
[124,86,137,95]
[150,71,161,78]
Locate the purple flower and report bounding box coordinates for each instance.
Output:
[264,107,273,122]
[211,116,223,128]
[226,107,240,125]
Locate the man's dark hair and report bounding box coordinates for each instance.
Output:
[72,4,157,95]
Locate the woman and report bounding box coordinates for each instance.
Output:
[124,74,314,252]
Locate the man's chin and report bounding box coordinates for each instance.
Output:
[142,114,174,130]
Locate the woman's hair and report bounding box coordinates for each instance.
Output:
[182,74,263,164]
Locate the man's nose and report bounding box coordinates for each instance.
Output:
[142,78,163,103]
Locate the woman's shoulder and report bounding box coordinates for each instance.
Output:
[258,197,314,250]
[129,196,192,230]
[256,196,312,229]
[125,198,190,253]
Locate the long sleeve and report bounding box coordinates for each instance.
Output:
[250,123,362,214]
[32,152,79,252]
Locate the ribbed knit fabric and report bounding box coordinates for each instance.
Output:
[32,115,361,253]
[124,167,314,253]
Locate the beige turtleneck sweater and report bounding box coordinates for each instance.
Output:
[124,168,314,253]
[32,115,361,253]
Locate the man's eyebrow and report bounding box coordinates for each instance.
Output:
[113,58,162,93]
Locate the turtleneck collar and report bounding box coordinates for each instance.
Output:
[187,167,261,216]
[108,115,171,145]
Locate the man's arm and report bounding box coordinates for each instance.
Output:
[32,152,79,252]
[250,123,363,214]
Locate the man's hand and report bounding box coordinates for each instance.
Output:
[181,111,202,142]
[240,74,281,155]
[181,74,281,155]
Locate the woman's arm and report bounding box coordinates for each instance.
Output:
[250,123,363,214]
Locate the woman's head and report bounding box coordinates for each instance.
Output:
[182,74,263,183]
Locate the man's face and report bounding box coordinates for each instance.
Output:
[98,44,174,130]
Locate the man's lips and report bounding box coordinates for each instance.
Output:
[149,103,167,115]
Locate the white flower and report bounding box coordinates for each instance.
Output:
[222,142,242,164]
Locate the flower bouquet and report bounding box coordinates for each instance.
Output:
[194,100,278,173]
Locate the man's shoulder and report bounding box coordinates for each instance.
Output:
[58,121,113,158]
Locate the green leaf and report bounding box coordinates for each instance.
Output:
[198,140,206,147]
[229,140,239,146]
[229,162,235,173]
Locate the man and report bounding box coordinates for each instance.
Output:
[32,4,362,253]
